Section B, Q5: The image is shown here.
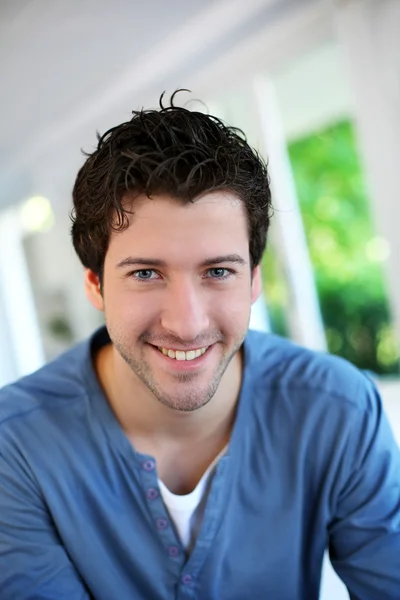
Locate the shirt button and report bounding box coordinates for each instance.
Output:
[146,487,159,500]
[142,459,155,472]
[156,517,168,530]
[167,545,179,557]
[182,574,193,585]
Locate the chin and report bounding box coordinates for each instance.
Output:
[151,381,219,413]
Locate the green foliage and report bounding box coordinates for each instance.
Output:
[263,119,399,375]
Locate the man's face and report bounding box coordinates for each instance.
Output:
[86,191,261,412]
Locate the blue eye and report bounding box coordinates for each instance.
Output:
[133,270,157,280]
[207,268,231,279]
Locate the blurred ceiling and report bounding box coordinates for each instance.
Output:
[0,0,215,161]
[0,0,333,210]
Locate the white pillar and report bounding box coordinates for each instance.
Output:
[0,209,45,385]
[334,0,400,344]
[0,284,18,387]
[251,75,327,351]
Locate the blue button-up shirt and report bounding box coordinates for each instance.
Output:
[1,327,400,599]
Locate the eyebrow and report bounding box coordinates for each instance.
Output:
[116,254,247,269]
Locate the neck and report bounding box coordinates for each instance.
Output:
[95,342,243,445]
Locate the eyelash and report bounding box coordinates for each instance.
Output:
[128,268,235,282]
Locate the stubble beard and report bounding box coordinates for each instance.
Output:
[112,335,245,412]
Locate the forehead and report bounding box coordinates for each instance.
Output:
[107,191,249,260]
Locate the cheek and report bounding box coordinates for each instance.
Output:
[213,291,252,329]
[105,289,160,331]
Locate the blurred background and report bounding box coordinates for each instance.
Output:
[0,0,399,597]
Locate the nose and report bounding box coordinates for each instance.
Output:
[160,278,210,342]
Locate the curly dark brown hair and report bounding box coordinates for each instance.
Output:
[71,91,272,281]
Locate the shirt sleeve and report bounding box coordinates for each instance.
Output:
[328,375,400,600]
[0,443,92,600]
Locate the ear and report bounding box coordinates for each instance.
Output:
[84,269,104,311]
[251,265,262,304]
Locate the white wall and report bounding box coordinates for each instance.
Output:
[273,41,355,141]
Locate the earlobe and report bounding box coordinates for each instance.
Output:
[84,269,104,311]
[251,265,262,304]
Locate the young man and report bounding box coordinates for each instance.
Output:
[1,94,399,600]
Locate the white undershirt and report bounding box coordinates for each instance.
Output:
[158,446,228,554]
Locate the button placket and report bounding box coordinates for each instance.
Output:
[146,487,159,501]
[167,545,180,558]
[139,455,184,569]
[156,517,169,531]
[142,459,156,472]
[181,573,193,585]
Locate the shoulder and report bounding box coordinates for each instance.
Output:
[0,328,104,435]
[243,332,389,490]
[244,330,376,414]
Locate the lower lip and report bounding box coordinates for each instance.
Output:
[149,344,214,371]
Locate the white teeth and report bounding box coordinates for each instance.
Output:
[158,346,208,360]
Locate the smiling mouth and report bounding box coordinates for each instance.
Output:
[156,346,209,361]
